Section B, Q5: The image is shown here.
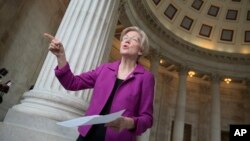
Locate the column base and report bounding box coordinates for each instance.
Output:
[12,90,88,121]
[0,108,78,141]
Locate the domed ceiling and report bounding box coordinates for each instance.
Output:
[147,0,250,54]
[117,0,250,83]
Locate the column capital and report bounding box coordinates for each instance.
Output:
[211,73,221,83]
[178,65,188,75]
[147,48,160,60]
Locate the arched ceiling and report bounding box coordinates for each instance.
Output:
[146,0,250,54]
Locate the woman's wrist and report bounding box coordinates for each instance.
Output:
[57,54,67,68]
[125,117,135,130]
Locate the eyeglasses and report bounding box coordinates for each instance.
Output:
[121,35,140,43]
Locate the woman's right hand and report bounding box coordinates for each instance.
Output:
[43,33,65,57]
[44,33,67,68]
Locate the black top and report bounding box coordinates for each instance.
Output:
[77,78,123,141]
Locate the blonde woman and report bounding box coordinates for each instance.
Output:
[45,26,155,141]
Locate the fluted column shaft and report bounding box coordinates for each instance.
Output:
[13,0,121,121]
[149,53,160,141]
[172,67,187,141]
[36,0,120,99]
[137,53,160,141]
[210,75,221,141]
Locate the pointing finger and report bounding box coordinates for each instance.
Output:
[43,33,55,41]
[44,33,63,48]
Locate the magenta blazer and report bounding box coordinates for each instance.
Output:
[55,60,155,141]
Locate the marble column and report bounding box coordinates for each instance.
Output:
[1,0,121,141]
[172,67,187,141]
[149,53,160,141]
[137,52,160,141]
[210,75,221,141]
[12,0,121,120]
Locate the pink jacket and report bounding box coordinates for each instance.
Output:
[55,60,155,141]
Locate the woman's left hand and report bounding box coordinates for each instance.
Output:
[105,116,134,132]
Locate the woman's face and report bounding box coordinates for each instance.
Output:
[120,31,142,59]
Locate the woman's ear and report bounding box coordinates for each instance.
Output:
[138,51,143,56]
[138,47,143,56]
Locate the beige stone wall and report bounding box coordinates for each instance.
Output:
[152,72,249,141]
[220,84,249,128]
[156,73,177,141]
[0,0,68,120]
[244,85,250,123]
[197,84,211,141]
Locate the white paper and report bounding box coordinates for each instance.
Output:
[57,109,125,127]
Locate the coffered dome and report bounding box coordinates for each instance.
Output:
[147,0,250,54]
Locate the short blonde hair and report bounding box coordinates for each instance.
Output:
[120,26,149,56]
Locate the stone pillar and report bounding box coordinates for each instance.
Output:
[210,75,221,141]
[149,53,160,141]
[12,0,121,120]
[172,66,187,141]
[137,52,160,141]
[0,0,121,141]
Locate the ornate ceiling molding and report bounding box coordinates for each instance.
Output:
[119,0,250,79]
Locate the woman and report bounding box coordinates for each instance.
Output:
[44,26,155,141]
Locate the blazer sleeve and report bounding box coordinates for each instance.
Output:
[131,72,155,135]
[54,63,104,91]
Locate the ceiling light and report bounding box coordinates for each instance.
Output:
[224,78,232,84]
[160,59,164,64]
[188,71,196,77]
